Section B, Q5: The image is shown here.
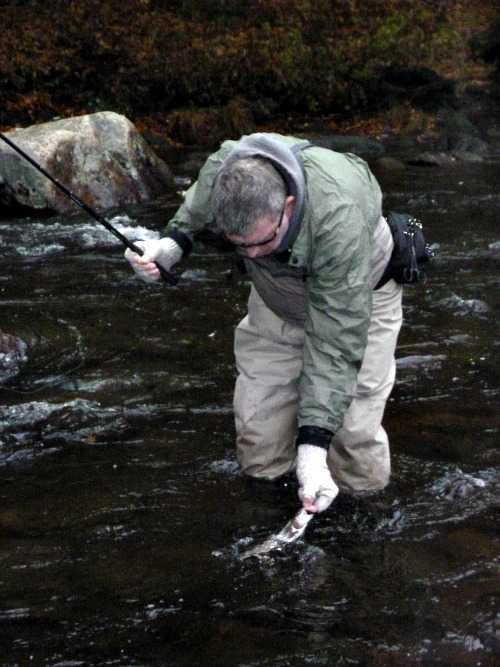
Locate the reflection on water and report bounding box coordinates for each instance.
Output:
[0,159,499,666]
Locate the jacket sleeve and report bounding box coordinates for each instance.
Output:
[297,202,373,435]
[164,141,236,248]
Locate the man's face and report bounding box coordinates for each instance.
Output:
[224,196,294,259]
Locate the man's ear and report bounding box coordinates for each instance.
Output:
[285,195,295,216]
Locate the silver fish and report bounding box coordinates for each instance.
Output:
[240,508,314,559]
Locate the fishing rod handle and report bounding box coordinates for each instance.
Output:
[155,264,178,286]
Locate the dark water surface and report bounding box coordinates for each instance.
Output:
[0,156,499,666]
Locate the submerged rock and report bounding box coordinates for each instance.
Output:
[407,151,458,167]
[0,112,174,214]
[395,354,447,370]
[0,333,28,383]
[436,294,490,316]
[431,468,486,500]
[407,150,486,166]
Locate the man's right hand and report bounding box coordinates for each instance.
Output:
[296,444,339,513]
[125,238,183,283]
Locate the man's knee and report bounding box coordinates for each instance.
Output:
[236,439,296,481]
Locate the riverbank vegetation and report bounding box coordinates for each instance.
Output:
[1,0,498,145]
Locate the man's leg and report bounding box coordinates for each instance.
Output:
[233,287,303,480]
[329,279,403,493]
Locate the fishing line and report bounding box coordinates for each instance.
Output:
[0,361,85,395]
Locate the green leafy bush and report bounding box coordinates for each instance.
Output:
[0,0,497,141]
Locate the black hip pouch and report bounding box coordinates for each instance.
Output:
[376,211,434,288]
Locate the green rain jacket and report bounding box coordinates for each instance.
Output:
[164,133,390,437]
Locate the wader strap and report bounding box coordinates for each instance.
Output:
[290,140,313,187]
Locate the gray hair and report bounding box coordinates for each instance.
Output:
[210,158,287,237]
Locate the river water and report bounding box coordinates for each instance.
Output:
[0,153,498,666]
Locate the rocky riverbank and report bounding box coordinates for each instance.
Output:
[1,81,498,217]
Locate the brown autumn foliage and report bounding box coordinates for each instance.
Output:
[0,0,497,144]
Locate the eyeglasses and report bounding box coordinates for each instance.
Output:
[220,199,287,249]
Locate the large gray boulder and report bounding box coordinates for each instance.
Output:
[0,112,174,214]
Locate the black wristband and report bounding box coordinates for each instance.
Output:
[165,228,193,256]
[296,425,333,450]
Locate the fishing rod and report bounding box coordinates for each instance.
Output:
[0,131,177,286]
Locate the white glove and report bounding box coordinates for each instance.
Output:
[296,444,339,513]
[124,238,183,283]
